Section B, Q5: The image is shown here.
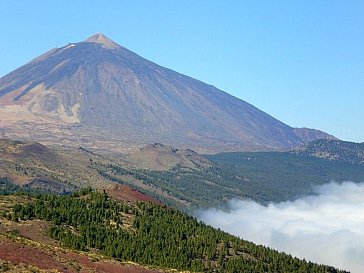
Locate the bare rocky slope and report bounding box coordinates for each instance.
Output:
[0,33,335,152]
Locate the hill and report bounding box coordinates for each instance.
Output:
[0,193,168,273]
[0,139,113,192]
[126,143,213,171]
[0,190,348,273]
[0,139,192,208]
[292,139,364,165]
[292,128,338,143]
[0,33,335,152]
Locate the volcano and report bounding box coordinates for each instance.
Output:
[0,33,335,152]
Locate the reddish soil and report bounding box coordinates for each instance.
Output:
[107,185,163,206]
[0,235,166,273]
[0,236,76,273]
[0,220,56,246]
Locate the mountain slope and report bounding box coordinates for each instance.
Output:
[0,139,113,192]
[0,33,334,152]
[293,128,338,143]
[0,191,348,273]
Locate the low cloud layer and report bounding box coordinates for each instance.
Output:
[197,182,364,273]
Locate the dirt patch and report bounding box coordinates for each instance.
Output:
[0,219,57,246]
[6,174,31,185]
[0,236,76,273]
[0,259,58,273]
[107,185,163,205]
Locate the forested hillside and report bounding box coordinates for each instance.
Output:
[207,151,364,203]
[2,190,348,273]
[92,151,364,209]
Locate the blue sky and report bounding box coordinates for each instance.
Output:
[1,1,363,142]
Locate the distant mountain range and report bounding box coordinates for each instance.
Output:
[0,33,335,152]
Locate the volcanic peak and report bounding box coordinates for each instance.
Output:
[84,33,121,49]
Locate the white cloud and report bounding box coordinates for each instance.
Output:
[197,182,364,273]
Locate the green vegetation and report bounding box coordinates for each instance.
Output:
[0,178,21,195]
[293,139,364,165]
[207,151,364,203]
[93,151,364,209]
[7,190,347,273]
[95,162,243,209]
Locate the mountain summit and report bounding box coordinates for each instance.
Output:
[84,33,121,49]
[0,34,335,151]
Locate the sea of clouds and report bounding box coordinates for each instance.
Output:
[197,181,364,273]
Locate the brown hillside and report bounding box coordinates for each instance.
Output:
[0,139,112,191]
[127,143,213,171]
